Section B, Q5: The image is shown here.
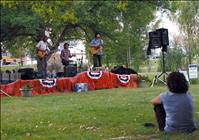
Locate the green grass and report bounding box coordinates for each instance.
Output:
[1,85,199,140]
[1,64,36,71]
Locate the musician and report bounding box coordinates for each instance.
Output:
[36,35,50,78]
[90,32,104,67]
[60,42,75,67]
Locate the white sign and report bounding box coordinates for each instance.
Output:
[188,64,198,79]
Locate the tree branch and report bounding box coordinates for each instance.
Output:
[47,23,79,60]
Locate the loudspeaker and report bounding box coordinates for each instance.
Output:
[64,65,77,77]
[156,28,169,46]
[18,68,35,80]
[156,28,169,52]
[149,31,161,49]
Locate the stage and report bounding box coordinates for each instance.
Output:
[0,71,137,97]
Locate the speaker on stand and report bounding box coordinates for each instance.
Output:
[156,28,169,52]
[149,31,161,49]
[148,28,169,87]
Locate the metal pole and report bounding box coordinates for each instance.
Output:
[162,51,166,82]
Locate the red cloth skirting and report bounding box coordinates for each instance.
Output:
[0,71,137,97]
[109,73,137,88]
[71,71,113,90]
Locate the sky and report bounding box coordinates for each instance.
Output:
[155,10,181,40]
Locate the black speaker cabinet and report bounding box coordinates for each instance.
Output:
[18,68,35,80]
[149,31,161,49]
[156,28,169,46]
[64,65,77,77]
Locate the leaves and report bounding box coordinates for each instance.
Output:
[1,1,168,67]
[61,10,78,24]
[174,1,199,63]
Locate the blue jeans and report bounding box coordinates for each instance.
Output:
[37,56,47,78]
[93,54,102,67]
[154,104,166,131]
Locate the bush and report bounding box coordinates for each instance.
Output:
[135,75,151,87]
[21,83,33,90]
[190,78,199,85]
[159,48,186,72]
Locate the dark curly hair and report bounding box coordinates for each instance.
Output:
[167,72,189,94]
[64,42,69,47]
[95,32,100,38]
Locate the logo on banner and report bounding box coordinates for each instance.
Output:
[87,71,103,79]
[117,75,131,84]
[39,79,56,88]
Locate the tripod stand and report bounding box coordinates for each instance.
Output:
[151,50,168,87]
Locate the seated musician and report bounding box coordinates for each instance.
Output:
[89,32,104,68]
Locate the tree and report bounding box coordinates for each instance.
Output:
[173,1,199,64]
[1,1,165,70]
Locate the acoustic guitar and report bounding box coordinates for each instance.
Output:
[89,45,101,55]
[37,49,46,58]
[36,48,57,59]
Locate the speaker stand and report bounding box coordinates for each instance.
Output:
[77,50,84,73]
[151,51,168,87]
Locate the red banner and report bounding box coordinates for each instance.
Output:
[0,71,137,97]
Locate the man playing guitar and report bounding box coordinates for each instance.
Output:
[36,34,50,78]
[89,32,104,68]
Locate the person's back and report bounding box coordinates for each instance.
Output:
[151,72,196,132]
[160,91,195,132]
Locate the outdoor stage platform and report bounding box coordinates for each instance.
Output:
[0,71,137,97]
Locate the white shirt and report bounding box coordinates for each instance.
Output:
[36,40,50,53]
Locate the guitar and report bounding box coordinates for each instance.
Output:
[89,45,101,55]
[36,48,57,59]
[37,49,46,58]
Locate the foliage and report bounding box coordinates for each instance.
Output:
[159,48,186,72]
[190,78,199,85]
[20,83,33,90]
[0,1,161,67]
[171,1,199,64]
[1,86,199,139]
[1,0,193,71]
[140,75,151,84]
[135,74,151,87]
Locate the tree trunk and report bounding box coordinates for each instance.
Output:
[187,28,192,65]
[47,24,79,61]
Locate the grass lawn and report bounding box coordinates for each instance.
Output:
[1,85,199,140]
[1,64,36,71]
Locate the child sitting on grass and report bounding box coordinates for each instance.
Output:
[151,72,196,132]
